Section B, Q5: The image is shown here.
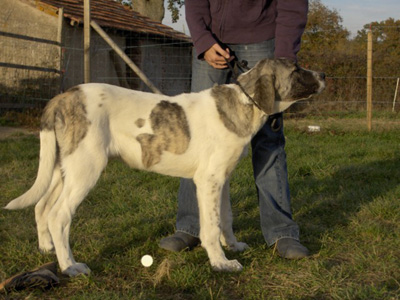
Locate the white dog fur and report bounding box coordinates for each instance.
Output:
[5,59,325,276]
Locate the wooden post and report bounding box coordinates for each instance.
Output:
[393,78,399,112]
[57,7,64,92]
[84,0,91,83]
[90,21,162,94]
[367,29,373,131]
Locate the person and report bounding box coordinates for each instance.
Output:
[160,0,310,259]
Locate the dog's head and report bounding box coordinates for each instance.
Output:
[237,59,325,115]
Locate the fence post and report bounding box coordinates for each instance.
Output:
[367,29,373,131]
[84,0,91,83]
[57,7,64,92]
[393,78,399,112]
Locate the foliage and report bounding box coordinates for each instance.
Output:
[298,0,400,110]
[300,0,351,71]
[1,116,400,299]
[354,18,400,77]
[302,0,350,52]
[166,0,184,23]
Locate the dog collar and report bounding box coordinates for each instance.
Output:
[225,59,264,111]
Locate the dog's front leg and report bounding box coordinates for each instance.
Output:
[220,180,249,252]
[194,173,243,272]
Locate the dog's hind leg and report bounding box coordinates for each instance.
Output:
[48,148,108,277]
[194,172,243,272]
[35,164,63,253]
[219,180,249,252]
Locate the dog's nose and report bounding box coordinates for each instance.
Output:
[320,72,326,80]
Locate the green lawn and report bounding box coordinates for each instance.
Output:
[1,116,399,299]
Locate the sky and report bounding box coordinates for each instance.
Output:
[163,0,400,37]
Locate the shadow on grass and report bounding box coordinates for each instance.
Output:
[227,156,400,257]
[291,157,400,252]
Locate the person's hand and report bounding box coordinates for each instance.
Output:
[204,44,235,69]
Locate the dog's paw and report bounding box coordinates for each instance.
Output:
[211,259,243,272]
[62,263,91,277]
[39,243,55,254]
[226,242,249,252]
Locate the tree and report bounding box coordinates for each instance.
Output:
[354,18,400,72]
[299,1,352,71]
[300,0,350,56]
[298,1,360,107]
[166,0,184,23]
[353,18,400,104]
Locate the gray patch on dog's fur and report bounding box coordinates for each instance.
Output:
[41,86,91,156]
[238,60,271,95]
[252,75,276,114]
[289,69,321,99]
[135,118,145,128]
[137,100,190,168]
[212,85,255,137]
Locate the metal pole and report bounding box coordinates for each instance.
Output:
[84,0,91,83]
[90,20,162,94]
[392,78,399,112]
[367,29,373,131]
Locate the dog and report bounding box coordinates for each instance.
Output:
[5,59,325,276]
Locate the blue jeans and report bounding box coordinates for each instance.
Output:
[176,39,300,246]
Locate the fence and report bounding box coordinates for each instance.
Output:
[0,0,193,111]
[0,28,192,111]
[0,31,62,109]
[0,20,399,118]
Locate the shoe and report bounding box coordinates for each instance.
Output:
[159,232,200,252]
[276,238,310,259]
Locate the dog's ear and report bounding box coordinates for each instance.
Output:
[253,75,275,115]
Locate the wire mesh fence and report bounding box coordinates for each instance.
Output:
[293,76,400,115]
[0,24,192,112]
[0,24,399,117]
[0,31,61,109]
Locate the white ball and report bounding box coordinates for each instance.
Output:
[141,255,153,267]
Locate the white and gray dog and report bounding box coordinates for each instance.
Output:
[5,59,325,276]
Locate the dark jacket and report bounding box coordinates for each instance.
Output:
[185,0,308,61]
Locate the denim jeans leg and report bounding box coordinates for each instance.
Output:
[176,50,229,237]
[176,178,200,237]
[251,116,299,246]
[229,41,300,246]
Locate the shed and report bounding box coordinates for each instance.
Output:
[0,0,192,109]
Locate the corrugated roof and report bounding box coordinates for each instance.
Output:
[35,0,191,42]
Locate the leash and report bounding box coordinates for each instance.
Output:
[224,58,264,111]
[224,58,282,132]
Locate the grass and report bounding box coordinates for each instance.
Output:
[0,115,399,299]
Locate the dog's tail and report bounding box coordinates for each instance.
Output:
[4,129,57,210]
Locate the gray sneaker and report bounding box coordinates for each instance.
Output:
[159,232,200,252]
[276,238,310,259]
